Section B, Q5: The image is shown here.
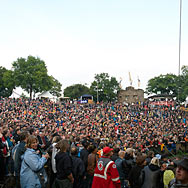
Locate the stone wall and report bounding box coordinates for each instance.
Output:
[117,86,144,104]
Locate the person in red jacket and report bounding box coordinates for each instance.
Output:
[92,146,121,188]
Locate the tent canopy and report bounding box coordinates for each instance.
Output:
[38,91,56,100]
[80,94,93,100]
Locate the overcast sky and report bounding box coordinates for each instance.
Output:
[0,0,188,93]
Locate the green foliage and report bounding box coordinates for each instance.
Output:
[90,73,120,102]
[49,76,62,97]
[179,66,188,102]
[146,74,178,95]
[12,56,61,99]
[0,66,15,97]
[64,84,90,99]
[146,67,188,102]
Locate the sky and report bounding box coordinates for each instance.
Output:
[0,0,188,94]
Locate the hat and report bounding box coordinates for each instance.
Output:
[103,147,113,155]
[150,157,160,167]
[174,157,188,171]
[155,154,161,160]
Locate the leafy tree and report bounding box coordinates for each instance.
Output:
[12,56,61,99]
[90,73,120,102]
[146,74,178,96]
[179,65,188,102]
[0,66,15,97]
[146,70,188,102]
[64,84,90,99]
[49,76,62,97]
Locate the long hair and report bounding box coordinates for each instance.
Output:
[25,135,38,149]
[55,139,69,153]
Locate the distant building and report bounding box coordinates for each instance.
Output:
[117,86,144,104]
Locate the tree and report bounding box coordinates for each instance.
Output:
[179,65,188,102]
[146,74,178,96]
[64,84,90,99]
[12,56,61,99]
[49,76,62,97]
[90,73,120,102]
[0,66,15,97]
[146,71,188,102]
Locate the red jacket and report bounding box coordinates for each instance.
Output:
[92,156,121,188]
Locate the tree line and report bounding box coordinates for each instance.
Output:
[146,66,188,102]
[1,55,188,102]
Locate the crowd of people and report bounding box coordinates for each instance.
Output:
[0,97,188,188]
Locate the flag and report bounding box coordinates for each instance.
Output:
[161,144,165,151]
[119,77,123,89]
[138,76,141,88]
[129,72,132,86]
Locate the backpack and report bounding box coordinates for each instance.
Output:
[163,170,175,187]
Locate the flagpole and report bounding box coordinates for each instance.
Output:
[178,0,182,102]
[178,0,182,77]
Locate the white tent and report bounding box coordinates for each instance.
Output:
[184,96,188,105]
[38,91,57,102]
[10,91,22,99]
[10,87,29,98]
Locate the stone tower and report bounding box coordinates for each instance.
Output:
[117,86,144,104]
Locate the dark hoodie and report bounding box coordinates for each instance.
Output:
[124,153,134,179]
[55,152,72,180]
[140,164,161,188]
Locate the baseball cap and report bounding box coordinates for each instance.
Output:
[103,147,113,155]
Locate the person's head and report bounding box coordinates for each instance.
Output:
[118,150,125,159]
[150,157,160,167]
[20,131,30,142]
[161,162,167,171]
[39,132,44,137]
[17,127,21,133]
[88,144,98,154]
[147,151,154,158]
[175,158,188,184]
[29,127,35,135]
[52,135,61,144]
[70,146,78,156]
[113,147,120,154]
[161,154,168,162]
[26,135,38,150]
[34,129,39,136]
[2,130,8,137]
[82,140,89,149]
[125,148,134,157]
[136,154,147,166]
[56,139,69,153]
[103,146,113,157]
